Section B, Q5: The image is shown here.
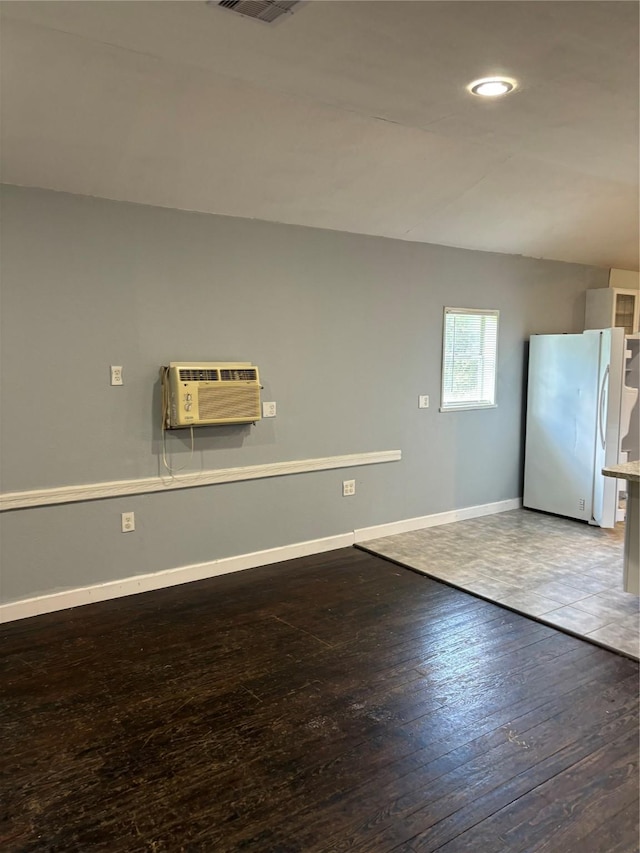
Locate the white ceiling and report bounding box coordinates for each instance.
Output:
[1,0,638,269]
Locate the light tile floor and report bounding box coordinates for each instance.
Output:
[359,508,640,660]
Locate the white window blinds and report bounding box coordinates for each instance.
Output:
[441,308,499,411]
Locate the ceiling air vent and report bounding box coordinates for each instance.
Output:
[214,0,300,24]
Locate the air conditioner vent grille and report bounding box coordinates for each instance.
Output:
[198,387,261,420]
[179,368,219,382]
[215,0,300,24]
[220,368,258,381]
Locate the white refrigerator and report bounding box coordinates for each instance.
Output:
[523,328,635,528]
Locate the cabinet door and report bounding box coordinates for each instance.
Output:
[614,291,638,335]
[585,288,639,334]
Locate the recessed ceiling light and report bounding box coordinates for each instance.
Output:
[469,77,516,97]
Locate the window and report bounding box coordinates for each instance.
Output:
[441,308,499,411]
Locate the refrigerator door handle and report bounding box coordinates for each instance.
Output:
[598,364,609,450]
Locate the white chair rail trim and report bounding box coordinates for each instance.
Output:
[0,450,402,511]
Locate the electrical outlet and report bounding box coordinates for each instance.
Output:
[342,479,356,497]
[418,395,430,409]
[262,401,277,418]
[121,511,135,532]
[111,365,123,386]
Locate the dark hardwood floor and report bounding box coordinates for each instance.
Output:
[1,548,638,852]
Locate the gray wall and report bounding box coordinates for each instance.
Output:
[0,185,608,602]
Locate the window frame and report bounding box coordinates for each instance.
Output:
[440,307,499,413]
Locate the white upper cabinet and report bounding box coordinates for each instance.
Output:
[585,270,639,335]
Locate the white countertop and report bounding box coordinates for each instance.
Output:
[602,460,640,482]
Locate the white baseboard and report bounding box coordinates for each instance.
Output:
[0,532,355,624]
[0,497,521,624]
[354,497,522,542]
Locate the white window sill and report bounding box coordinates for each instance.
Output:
[439,403,498,413]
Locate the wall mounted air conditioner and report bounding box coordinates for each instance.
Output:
[163,362,261,427]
